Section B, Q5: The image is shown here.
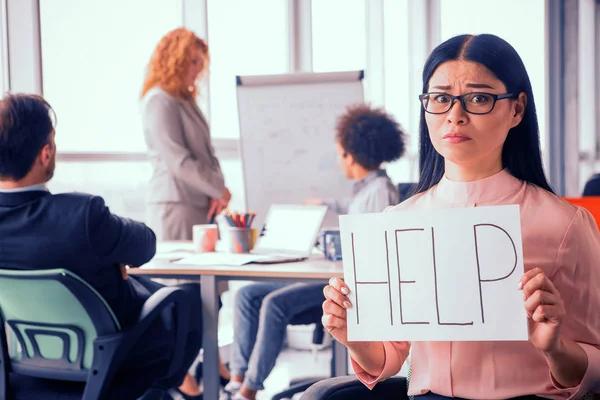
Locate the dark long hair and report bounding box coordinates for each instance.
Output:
[414,34,553,194]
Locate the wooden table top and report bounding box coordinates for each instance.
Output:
[130,257,343,279]
[129,242,344,280]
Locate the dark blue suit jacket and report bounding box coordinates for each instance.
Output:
[0,190,157,328]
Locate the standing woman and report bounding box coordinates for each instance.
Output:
[141,27,231,240]
[141,27,232,398]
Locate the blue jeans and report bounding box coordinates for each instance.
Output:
[229,282,325,391]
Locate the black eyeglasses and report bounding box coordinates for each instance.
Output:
[419,92,517,115]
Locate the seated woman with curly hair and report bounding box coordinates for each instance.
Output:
[308,104,407,213]
[220,104,406,400]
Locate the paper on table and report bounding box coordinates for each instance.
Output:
[339,205,527,342]
[152,251,196,261]
[174,253,271,266]
[156,242,195,253]
[154,242,196,261]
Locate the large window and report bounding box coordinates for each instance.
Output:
[312,0,366,73]
[48,158,245,221]
[40,0,255,220]
[383,0,410,137]
[40,0,182,152]
[577,0,600,192]
[48,161,151,221]
[439,0,547,154]
[205,0,289,211]
[381,0,415,183]
[207,0,288,139]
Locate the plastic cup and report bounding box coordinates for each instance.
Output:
[224,227,255,253]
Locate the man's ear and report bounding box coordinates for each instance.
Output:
[510,92,527,129]
[346,152,356,166]
[39,143,52,168]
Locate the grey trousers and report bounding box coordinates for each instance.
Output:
[146,202,210,241]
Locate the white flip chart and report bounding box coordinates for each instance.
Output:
[339,205,528,342]
[236,71,362,230]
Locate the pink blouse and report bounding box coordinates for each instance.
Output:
[352,170,600,399]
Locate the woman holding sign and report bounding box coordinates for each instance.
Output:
[322,34,600,399]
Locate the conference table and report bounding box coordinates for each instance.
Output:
[129,242,346,400]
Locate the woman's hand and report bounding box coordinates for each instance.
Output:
[520,268,565,352]
[208,187,231,220]
[207,198,224,221]
[322,277,352,346]
[220,187,232,207]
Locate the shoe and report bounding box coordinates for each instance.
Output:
[194,361,231,387]
[220,375,231,387]
[218,391,234,400]
[218,381,242,400]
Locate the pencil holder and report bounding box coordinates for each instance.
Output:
[224,227,255,253]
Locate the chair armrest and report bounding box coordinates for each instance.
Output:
[86,287,190,400]
[301,376,363,399]
[136,287,189,327]
[272,378,322,400]
[301,375,407,400]
[128,287,190,375]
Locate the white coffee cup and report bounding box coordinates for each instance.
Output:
[193,224,218,253]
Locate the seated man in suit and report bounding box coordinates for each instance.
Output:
[0,93,203,400]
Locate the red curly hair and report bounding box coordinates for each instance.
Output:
[141,27,209,99]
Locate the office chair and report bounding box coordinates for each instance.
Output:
[0,268,190,400]
[299,375,408,400]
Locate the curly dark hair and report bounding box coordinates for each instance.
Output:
[336,104,406,170]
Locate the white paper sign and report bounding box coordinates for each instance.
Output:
[339,205,528,342]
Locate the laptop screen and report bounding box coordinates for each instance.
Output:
[253,204,328,256]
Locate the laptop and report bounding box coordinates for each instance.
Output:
[247,204,328,264]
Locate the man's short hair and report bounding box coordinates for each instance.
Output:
[0,93,55,180]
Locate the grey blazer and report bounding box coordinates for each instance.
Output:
[142,87,225,209]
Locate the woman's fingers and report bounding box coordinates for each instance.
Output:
[323,284,352,309]
[519,267,542,286]
[531,305,564,322]
[329,277,349,295]
[322,299,346,319]
[206,199,220,220]
[322,313,347,329]
[520,269,560,299]
[524,289,558,316]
